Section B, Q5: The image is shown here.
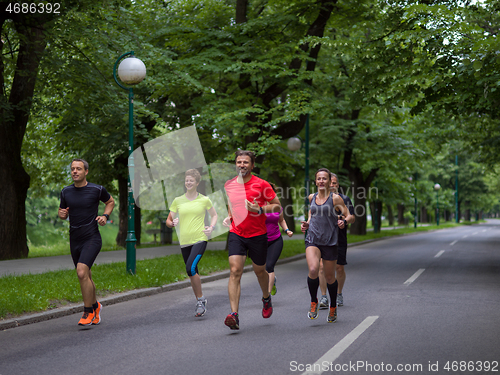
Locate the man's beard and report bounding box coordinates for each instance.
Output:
[236,167,249,183]
[237,167,250,177]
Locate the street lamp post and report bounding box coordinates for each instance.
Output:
[287,114,310,238]
[304,114,310,218]
[434,183,441,226]
[372,181,380,234]
[113,51,146,275]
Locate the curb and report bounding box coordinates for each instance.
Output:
[0,230,445,331]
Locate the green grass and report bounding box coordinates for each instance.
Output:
[2,220,483,320]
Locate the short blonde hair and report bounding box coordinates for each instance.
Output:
[185,169,201,183]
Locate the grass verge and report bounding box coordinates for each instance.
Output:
[1,221,482,320]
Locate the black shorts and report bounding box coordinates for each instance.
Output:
[337,246,347,266]
[305,241,338,261]
[70,232,102,269]
[228,232,268,266]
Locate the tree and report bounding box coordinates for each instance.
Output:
[0,6,54,259]
[1,0,149,259]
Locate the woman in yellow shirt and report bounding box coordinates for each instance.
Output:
[166,169,217,317]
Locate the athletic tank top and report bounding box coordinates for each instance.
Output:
[305,193,338,246]
[265,210,282,242]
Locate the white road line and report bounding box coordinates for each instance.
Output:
[435,250,445,258]
[472,231,479,235]
[462,235,468,239]
[482,229,487,232]
[450,240,458,246]
[404,269,425,286]
[302,316,379,375]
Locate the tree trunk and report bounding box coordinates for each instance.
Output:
[377,201,382,229]
[387,204,394,226]
[348,178,371,236]
[349,193,367,235]
[397,204,405,225]
[0,158,31,260]
[235,0,248,24]
[335,107,379,236]
[421,206,428,223]
[0,18,47,260]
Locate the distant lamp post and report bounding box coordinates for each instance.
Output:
[287,114,310,237]
[434,183,441,226]
[113,52,147,275]
[373,181,380,234]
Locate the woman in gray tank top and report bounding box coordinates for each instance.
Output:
[301,168,353,323]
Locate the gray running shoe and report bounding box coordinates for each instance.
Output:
[319,295,329,310]
[308,301,319,320]
[327,306,337,323]
[195,297,207,317]
[337,293,343,307]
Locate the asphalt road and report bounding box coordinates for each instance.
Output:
[1,221,499,375]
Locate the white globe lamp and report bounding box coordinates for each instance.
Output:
[287,137,302,151]
[118,57,147,85]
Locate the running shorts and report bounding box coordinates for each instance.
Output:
[228,232,268,266]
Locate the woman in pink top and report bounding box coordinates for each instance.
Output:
[265,183,293,295]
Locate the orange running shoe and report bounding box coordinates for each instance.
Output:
[92,302,102,325]
[327,306,337,323]
[308,301,319,320]
[78,311,95,326]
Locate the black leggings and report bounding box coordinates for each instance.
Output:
[181,241,208,277]
[265,236,283,273]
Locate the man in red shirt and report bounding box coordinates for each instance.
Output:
[222,150,281,330]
